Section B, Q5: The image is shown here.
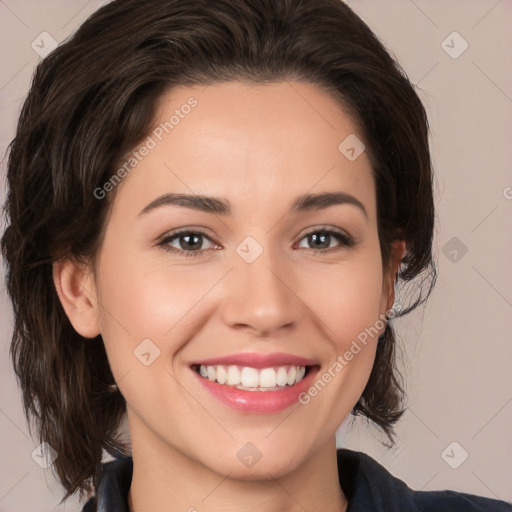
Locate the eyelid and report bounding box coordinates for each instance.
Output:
[299,224,352,240]
[298,223,354,241]
[157,226,213,242]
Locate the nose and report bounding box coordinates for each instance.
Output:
[220,246,303,337]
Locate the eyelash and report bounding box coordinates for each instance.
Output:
[157,226,355,258]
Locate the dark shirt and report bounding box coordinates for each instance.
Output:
[82,449,512,511]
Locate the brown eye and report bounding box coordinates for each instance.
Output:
[159,229,216,257]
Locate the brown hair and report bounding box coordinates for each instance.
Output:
[1,0,435,503]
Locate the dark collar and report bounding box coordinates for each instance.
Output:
[83,449,511,512]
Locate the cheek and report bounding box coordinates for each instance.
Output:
[301,251,385,346]
[94,247,228,377]
[291,251,384,433]
[96,259,201,344]
[300,245,384,395]
[335,267,383,341]
[94,255,204,419]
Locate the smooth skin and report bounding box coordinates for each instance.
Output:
[54,81,404,512]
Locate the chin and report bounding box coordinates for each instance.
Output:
[198,442,308,481]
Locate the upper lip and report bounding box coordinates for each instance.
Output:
[191,352,318,368]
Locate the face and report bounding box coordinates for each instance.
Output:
[71,81,401,479]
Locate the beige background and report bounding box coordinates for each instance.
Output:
[1,0,511,510]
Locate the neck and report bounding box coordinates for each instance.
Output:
[127,427,347,512]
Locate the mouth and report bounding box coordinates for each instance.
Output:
[191,363,313,391]
[189,353,320,414]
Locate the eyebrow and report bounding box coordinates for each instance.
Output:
[138,191,367,218]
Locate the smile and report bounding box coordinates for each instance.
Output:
[189,352,320,413]
[193,364,308,391]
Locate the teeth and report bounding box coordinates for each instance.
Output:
[241,367,259,387]
[197,364,308,389]
[216,365,228,384]
[207,366,216,381]
[260,368,277,388]
[227,365,240,385]
[287,366,297,385]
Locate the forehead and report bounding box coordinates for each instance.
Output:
[112,80,376,221]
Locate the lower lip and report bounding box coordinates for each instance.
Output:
[192,367,319,414]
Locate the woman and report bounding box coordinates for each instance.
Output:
[2,0,510,510]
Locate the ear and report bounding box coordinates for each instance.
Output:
[381,239,406,312]
[52,258,101,338]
